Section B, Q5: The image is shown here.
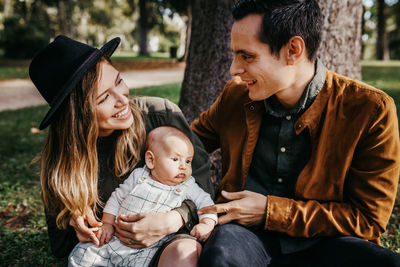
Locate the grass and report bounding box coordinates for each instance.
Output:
[1,64,400,265]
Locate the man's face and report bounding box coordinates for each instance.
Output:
[230,14,294,101]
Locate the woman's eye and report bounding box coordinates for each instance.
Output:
[171,157,178,161]
[117,78,123,85]
[98,94,109,104]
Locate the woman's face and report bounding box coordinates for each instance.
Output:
[96,61,133,137]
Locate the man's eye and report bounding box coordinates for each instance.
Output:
[242,55,253,61]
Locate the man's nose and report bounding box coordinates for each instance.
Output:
[230,58,244,76]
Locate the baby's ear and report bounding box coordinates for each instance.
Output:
[145,150,155,169]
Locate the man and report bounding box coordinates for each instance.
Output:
[191,0,400,266]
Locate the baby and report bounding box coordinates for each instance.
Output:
[69,126,217,267]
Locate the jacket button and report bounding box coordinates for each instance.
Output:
[249,105,254,111]
[296,124,302,129]
[277,178,284,183]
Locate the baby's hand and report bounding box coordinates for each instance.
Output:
[98,223,114,246]
[190,218,216,242]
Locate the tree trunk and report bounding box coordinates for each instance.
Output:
[178,0,233,123]
[376,0,390,60]
[138,0,149,56]
[179,0,363,184]
[4,0,13,18]
[316,0,363,80]
[58,0,74,37]
[182,0,193,62]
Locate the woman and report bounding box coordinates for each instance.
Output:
[29,35,213,266]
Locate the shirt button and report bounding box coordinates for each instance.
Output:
[277,178,284,183]
[286,115,291,120]
[249,105,254,111]
[176,188,181,192]
[280,147,286,153]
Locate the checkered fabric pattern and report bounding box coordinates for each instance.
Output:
[69,168,195,267]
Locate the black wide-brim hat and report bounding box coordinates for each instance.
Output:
[29,35,121,130]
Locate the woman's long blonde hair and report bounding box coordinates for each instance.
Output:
[40,58,146,229]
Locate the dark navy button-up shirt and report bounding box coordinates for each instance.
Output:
[245,59,326,253]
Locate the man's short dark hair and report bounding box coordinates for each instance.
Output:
[232,0,322,61]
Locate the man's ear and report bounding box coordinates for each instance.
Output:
[145,150,155,169]
[286,36,306,65]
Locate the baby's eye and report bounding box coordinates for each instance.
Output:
[186,159,191,164]
[171,157,178,161]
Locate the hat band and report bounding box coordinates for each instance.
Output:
[50,49,102,107]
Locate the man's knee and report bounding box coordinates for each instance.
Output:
[199,224,269,267]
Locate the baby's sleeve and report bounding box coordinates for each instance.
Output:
[103,168,140,216]
[185,180,218,224]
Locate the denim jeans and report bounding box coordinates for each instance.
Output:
[199,224,400,267]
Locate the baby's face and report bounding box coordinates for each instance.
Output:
[149,135,194,186]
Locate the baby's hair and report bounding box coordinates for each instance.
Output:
[146,126,193,152]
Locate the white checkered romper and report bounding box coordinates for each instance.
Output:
[68,167,216,267]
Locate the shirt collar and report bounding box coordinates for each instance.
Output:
[264,58,326,117]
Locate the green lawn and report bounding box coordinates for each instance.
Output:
[1,63,400,265]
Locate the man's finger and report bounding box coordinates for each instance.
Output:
[221,190,247,200]
[198,203,231,215]
[217,213,235,225]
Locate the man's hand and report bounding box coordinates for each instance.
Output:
[69,208,102,246]
[114,210,183,248]
[198,190,267,227]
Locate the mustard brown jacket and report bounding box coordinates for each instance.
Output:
[191,70,400,244]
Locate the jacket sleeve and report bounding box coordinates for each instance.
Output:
[45,213,79,258]
[265,96,400,241]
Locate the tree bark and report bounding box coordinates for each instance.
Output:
[178,0,234,123]
[182,0,193,62]
[316,0,363,80]
[376,0,390,60]
[138,0,149,56]
[58,0,74,37]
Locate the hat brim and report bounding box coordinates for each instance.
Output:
[39,37,121,130]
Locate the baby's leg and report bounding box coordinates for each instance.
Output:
[157,237,202,267]
[68,241,111,267]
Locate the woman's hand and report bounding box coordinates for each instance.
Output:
[114,210,183,248]
[69,209,103,246]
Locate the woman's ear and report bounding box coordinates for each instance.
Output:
[286,36,306,65]
[145,150,155,169]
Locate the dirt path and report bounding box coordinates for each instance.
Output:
[0,67,184,112]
